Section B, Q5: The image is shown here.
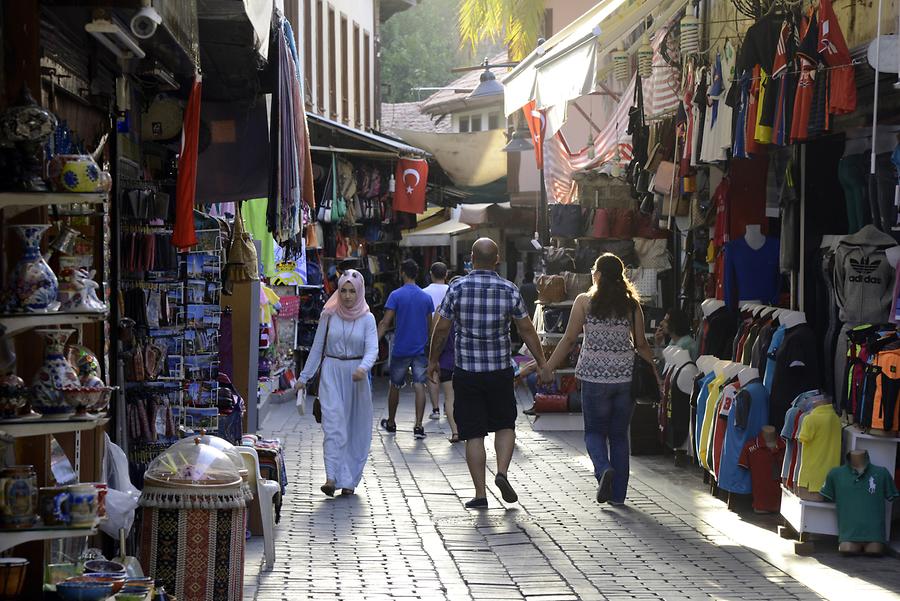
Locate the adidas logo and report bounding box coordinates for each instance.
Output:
[849,257,883,283]
[850,257,881,275]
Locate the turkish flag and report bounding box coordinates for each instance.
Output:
[523,100,545,169]
[393,157,428,214]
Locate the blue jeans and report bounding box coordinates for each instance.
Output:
[388,354,428,387]
[581,381,634,503]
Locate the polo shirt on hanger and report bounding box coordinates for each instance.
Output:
[697,373,725,467]
[821,460,899,543]
[720,379,770,494]
[693,371,717,457]
[796,403,842,492]
[763,325,787,393]
[769,323,819,431]
[711,381,742,477]
[739,433,786,512]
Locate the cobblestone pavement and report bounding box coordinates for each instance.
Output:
[245,380,900,601]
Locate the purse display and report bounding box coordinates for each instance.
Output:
[536,275,566,303]
[562,271,592,300]
[549,204,584,238]
[223,201,260,295]
[532,393,569,413]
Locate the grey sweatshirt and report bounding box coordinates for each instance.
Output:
[833,225,899,324]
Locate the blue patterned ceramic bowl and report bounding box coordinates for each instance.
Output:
[55,580,114,601]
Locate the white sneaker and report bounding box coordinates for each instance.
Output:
[429,409,440,420]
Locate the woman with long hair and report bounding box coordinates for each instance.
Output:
[542,254,656,505]
[296,269,378,496]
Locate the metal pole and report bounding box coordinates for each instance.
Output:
[538,154,548,246]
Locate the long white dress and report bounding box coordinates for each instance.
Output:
[298,312,378,489]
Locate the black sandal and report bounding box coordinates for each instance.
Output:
[320,482,335,497]
[341,488,355,496]
[380,418,397,432]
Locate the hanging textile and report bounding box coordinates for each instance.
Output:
[645,24,681,119]
[172,75,202,250]
[242,198,277,278]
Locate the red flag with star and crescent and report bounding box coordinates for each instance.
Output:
[393,157,428,214]
[523,100,546,169]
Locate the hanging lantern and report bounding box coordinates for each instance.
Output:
[388,172,396,193]
[637,33,653,78]
[680,15,700,57]
[612,47,630,82]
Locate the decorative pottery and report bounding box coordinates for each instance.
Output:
[38,486,70,526]
[46,154,104,193]
[0,557,28,599]
[58,269,106,313]
[67,484,97,527]
[68,573,125,594]
[0,85,56,191]
[55,580,114,601]
[49,226,81,256]
[31,328,80,415]
[83,560,125,575]
[65,345,101,381]
[0,86,56,142]
[0,465,37,529]
[0,375,28,418]
[10,225,58,312]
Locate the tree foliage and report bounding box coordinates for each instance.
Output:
[458,0,545,61]
[380,0,502,103]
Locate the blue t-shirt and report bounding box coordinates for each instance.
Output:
[723,237,781,308]
[762,325,786,394]
[386,283,434,357]
[718,379,769,494]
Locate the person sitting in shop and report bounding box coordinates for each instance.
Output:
[654,308,698,360]
[377,259,434,439]
[541,253,657,505]
[295,269,378,497]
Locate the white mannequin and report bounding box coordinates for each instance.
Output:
[662,345,678,367]
[780,310,807,329]
[701,298,725,316]
[738,367,760,386]
[671,348,691,368]
[713,360,730,377]
[760,306,779,317]
[885,245,900,269]
[671,349,698,395]
[696,355,716,374]
[723,361,743,380]
[744,224,766,250]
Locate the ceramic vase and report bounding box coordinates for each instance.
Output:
[31,328,79,415]
[0,465,37,529]
[11,225,58,311]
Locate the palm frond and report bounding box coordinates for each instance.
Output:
[504,0,544,61]
[458,0,544,61]
[458,0,504,54]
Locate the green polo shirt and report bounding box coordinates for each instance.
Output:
[820,463,899,543]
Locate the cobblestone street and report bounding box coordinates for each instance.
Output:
[245,381,900,601]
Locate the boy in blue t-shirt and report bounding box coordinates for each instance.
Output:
[377,259,434,439]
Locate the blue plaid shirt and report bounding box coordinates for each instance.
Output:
[437,270,528,373]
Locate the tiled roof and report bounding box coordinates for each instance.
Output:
[380,101,453,135]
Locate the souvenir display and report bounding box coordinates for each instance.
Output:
[0,466,37,529]
[38,486,71,526]
[30,328,80,415]
[0,85,57,190]
[46,154,105,193]
[0,557,28,599]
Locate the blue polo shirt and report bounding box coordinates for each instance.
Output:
[386,283,434,358]
[718,379,769,494]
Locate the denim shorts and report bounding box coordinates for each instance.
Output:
[389,354,428,387]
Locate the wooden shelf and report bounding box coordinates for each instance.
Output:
[0,520,99,553]
[0,311,108,337]
[0,192,107,208]
[0,417,109,438]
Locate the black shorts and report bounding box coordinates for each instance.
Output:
[439,368,454,383]
[452,367,517,441]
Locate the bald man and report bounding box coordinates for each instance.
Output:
[429,238,548,509]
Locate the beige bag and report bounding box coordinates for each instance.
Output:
[562,271,592,300]
[633,238,670,269]
[223,202,259,295]
[536,275,566,304]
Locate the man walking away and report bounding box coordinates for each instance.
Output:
[378,259,434,439]
[520,271,538,319]
[429,239,548,508]
[423,262,450,421]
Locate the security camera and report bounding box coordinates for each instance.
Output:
[130,6,161,39]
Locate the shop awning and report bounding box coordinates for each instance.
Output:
[459,202,511,225]
[399,218,472,247]
[391,129,507,187]
[502,0,686,136]
[308,113,430,158]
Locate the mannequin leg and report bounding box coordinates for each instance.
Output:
[863,542,885,556]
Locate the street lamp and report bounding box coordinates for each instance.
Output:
[501,127,534,153]
[502,124,547,247]
[467,67,505,100]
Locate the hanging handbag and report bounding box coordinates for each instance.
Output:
[562,271,593,300]
[223,202,260,295]
[536,275,566,303]
[532,393,569,413]
[549,204,584,238]
[311,316,332,424]
[630,306,660,403]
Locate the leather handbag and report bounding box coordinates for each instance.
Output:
[562,271,592,300]
[533,393,569,413]
[591,208,610,238]
[543,308,570,333]
[311,317,332,424]
[223,202,260,295]
[651,161,676,195]
[549,204,584,238]
[536,275,566,303]
[544,247,576,274]
[661,194,689,217]
[633,238,670,269]
[609,208,636,238]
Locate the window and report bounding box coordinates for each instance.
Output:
[488,112,500,130]
[363,31,371,128]
[458,116,469,133]
[353,23,361,127]
[304,0,313,106]
[316,1,324,112]
[328,6,337,118]
[470,115,482,132]
[340,15,349,123]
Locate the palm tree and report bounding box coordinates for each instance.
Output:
[458,0,545,61]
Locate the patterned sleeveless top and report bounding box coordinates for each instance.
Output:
[575,314,635,384]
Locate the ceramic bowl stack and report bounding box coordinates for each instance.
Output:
[54,579,114,601]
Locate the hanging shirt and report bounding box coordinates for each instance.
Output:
[796,403,842,492]
[698,375,728,471]
[738,433,786,512]
[769,323,819,430]
[817,0,856,117]
[821,461,899,543]
[693,371,717,460]
[763,325,787,394]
